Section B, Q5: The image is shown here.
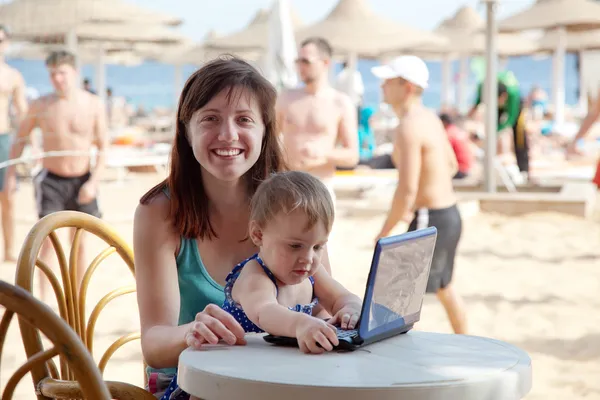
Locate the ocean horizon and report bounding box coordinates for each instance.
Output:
[6,53,580,112]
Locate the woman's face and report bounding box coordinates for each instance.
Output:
[188,86,265,183]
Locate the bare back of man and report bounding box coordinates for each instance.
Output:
[373,55,467,335]
[8,50,107,301]
[393,107,457,211]
[0,51,27,261]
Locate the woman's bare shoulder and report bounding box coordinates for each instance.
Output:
[134,191,178,247]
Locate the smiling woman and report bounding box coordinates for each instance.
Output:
[132,56,292,399]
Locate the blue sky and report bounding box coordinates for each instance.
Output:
[129,0,537,42]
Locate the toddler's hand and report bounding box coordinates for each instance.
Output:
[295,315,339,354]
[329,304,361,330]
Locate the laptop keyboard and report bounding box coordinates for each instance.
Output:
[336,327,357,339]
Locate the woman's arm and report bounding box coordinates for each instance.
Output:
[133,194,189,369]
[134,193,246,369]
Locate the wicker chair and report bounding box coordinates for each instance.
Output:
[14,210,153,399]
[0,280,112,399]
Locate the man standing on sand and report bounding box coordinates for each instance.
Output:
[371,55,467,335]
[6,50,108,300]
[0,24,28,262]
[276,37,359,199]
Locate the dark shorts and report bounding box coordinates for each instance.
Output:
[512,108,530,174]
[0,134,11,192]
[453,171,468,180]
[408,204,462,293]
[33,169,102,219]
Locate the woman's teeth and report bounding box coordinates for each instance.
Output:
[214,149,242,157]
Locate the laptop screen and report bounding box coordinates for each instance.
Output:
[360,230,436,338]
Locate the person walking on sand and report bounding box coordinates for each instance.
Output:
[276,37,359,202]
[6,50,108,300]
[371,55,468,335]
[566,87,600,188]
[0,24,28,262]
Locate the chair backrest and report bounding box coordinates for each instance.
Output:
[14,211,141,385]
[0,280,112,400]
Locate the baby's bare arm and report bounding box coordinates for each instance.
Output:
[233,261,311,336]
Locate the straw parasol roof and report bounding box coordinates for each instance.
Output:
[295,0,447,57]
[11,22,186,45]
[409,6,539,57]
[205,7,303,52]
[498,0,600,33]
[538,29,600,51]
[145,30,261,65]
[0,0,182,36]
[6,42,144,65]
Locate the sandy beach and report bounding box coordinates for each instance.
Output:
[1,171,599,399]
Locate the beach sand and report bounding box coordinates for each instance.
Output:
[1,171,599,399]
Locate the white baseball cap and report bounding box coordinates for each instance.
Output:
[371,55,429,89]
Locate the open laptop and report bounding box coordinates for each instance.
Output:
[263,226,438,350]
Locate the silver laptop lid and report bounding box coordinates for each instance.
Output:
[358,227,437,339]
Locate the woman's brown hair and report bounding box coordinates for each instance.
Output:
[140,56,285,239]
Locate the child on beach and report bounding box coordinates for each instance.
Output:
[221,170,362,353]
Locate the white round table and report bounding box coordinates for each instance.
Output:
[178,331,532,400]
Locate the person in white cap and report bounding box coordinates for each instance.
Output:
[371,55,467,335]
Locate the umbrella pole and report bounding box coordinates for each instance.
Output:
[441,55,452,110]
[483,0,498,193]
[552,27,566,126]
[578,50,588,117]
[174,64,183,108]
[96,44,107,106]
[457,56,469,114]
[65,29,79,73]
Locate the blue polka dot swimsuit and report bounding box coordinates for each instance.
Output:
[222,253,319,332]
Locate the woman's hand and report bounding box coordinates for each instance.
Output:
[185,304,247,349]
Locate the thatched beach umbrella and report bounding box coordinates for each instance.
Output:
[420,6,539,57]
[538,28,600,112]
[7,42,144,66]
[0,0,181,34]
[13,22,186,45]
[498,0,600,124]
[0,0,185,103]
[295,0,446,57]
[499,0,600,33]
[404,6,539,111]
[205,7,303,52]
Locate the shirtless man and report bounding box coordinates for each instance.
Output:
[276,37,358,197]
[7,50,108,300]
[372,56,467,334]
[0,25,28,262]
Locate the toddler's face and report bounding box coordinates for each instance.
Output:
[250,210,330,285]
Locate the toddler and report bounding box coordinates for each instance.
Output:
[222,170,362,354]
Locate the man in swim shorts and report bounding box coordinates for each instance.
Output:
[469,72,530,180]
[277,37,359,204]
[0,24,28,262]
[371,55,468,334]
[7,50,108,300]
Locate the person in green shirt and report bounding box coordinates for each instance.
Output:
[469,72,530,175]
